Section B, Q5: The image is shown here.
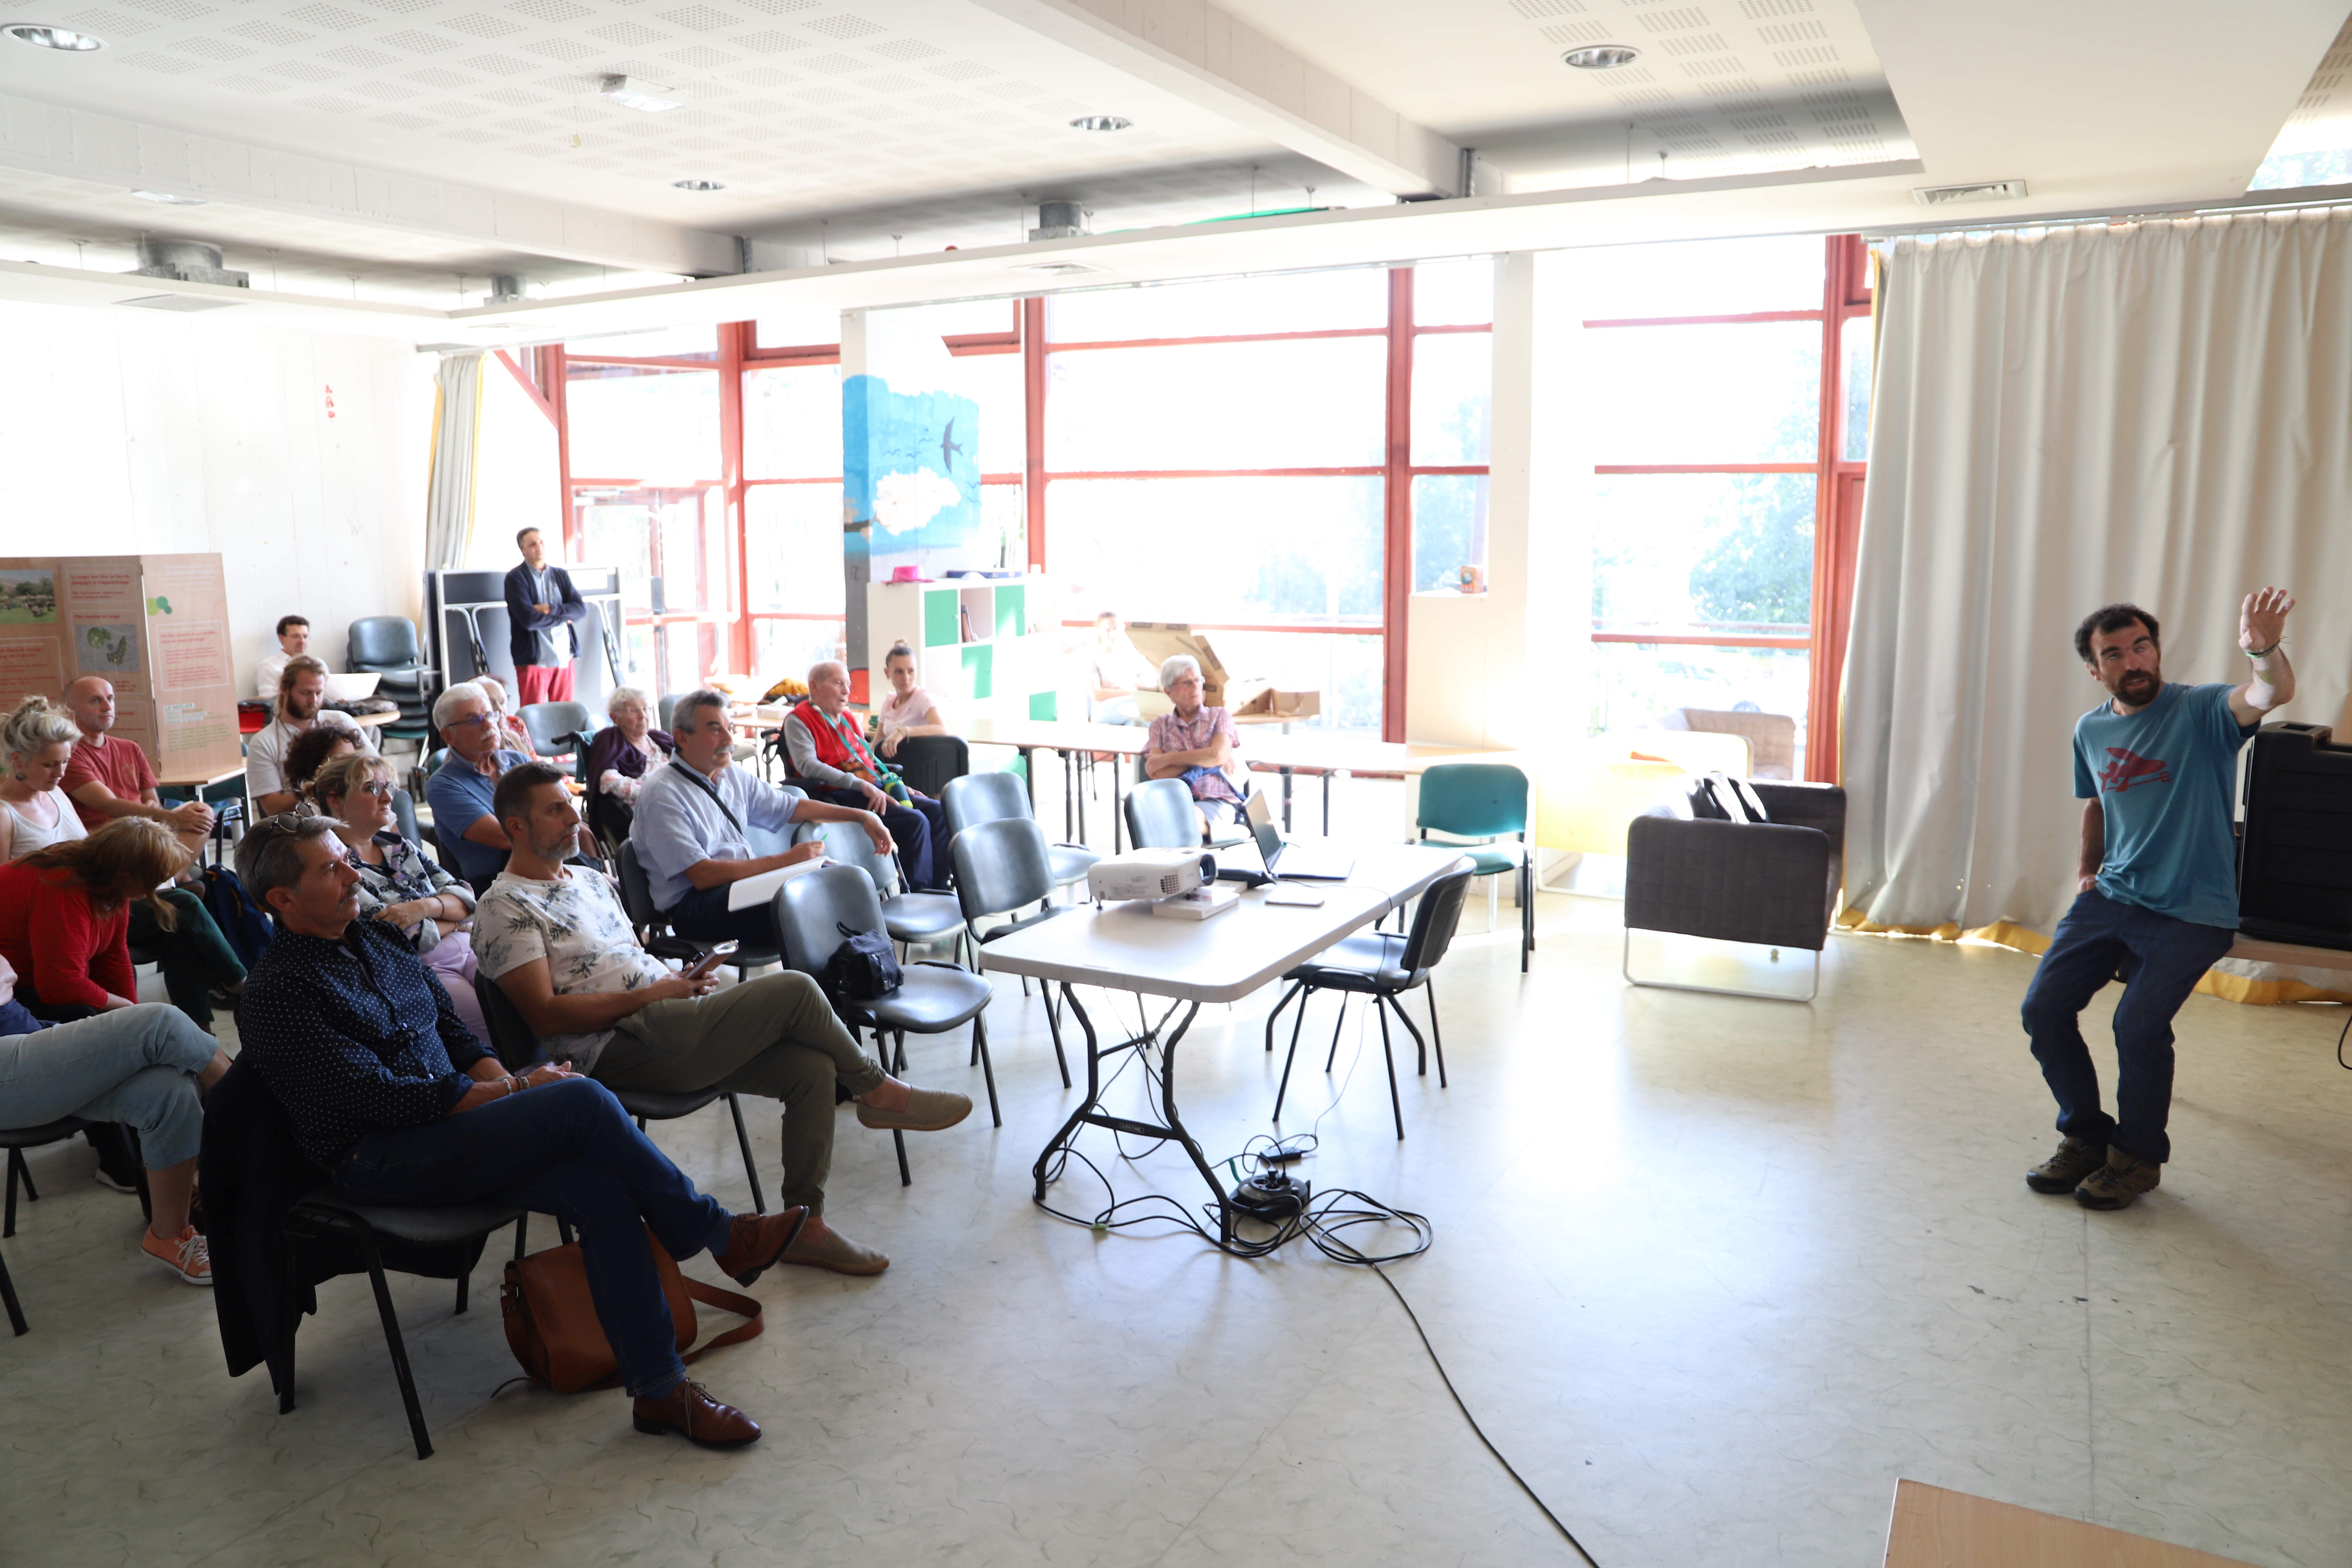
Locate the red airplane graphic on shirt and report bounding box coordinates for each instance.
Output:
[2098,747,2171,793]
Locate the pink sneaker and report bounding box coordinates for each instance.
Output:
[141,1225,212,1286]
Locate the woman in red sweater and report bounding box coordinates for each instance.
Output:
[0,818,189,1021]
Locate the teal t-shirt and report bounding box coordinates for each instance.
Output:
[2070,681,2254,929]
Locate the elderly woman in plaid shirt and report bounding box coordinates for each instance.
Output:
[1142,654,1248,843]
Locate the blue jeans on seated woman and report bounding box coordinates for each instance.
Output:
[331,1076,735,1400]
[0,1002,216,1167]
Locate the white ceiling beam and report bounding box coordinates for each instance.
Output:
[0,92,740,279]
[1857,0,2344,207]
[957,0,1465,198]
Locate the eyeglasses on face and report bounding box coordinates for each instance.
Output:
[355,780,395,797]
[444,711,493,730]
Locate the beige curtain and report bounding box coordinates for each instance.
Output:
[424,351,485,572]
[1843,210,2352,948]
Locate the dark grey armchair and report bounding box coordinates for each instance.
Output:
[1622,778,1845,1001]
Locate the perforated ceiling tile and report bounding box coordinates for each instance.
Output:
[479,84,550,105]
[979,79,1040,97]
[924,59,989,80]
[797,50,863,72]
[1541,20,1606,43]
[403,65,474,85]
[1637,9,1711,32]
[668,133,722,149]
[1738,0,1809,13]
[318,42,396,64]
[663,44,738,65]
[118,49,199,69]
[1772,44,1837,65]
[295,92,366,110]
[432,97,495,115]
[172,35,252,58]
[348,79,408,98]
[657,4,738,29]
[460,50,534,71]
[215,72,289,91]
[121,0,214,17]
[364,0,441,13]
[1509,0,1586,14]
[1656,32,1726,54]
[266,57,342,78]
[1755,18,1824,42]
[506,0,588,17]
[523,35,594,58]
[286,2,369,26]
[799,12,877,38]
[380,26,456,49]
[442,126,502,141]
[566,154,619,167]
[1786,65,1845,85]
[66,8,158,33]
[442,12,522,37]
[865,38,936,61]
[733,0,813,11]
[963,107,1014,126]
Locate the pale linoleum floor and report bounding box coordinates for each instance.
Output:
[5,891,2352,1567]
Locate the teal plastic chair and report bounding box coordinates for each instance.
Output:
[1415,763,1533,972]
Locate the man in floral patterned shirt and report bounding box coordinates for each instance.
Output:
[473,762,970,1277]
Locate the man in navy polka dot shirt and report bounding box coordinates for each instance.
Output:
[234,814,802,1449]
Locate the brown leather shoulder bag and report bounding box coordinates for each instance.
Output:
[499,1227,762,1394]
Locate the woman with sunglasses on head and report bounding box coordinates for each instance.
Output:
[313,752,488,1044]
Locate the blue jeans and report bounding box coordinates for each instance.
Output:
[332,1077,734,1400]
[0,1003,216,1166]
[804,787,947,891]
[2020,890,2236,1164]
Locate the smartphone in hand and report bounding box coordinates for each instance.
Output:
[683,940,740,981]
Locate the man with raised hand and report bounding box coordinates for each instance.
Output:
[2021,588,2296,1211]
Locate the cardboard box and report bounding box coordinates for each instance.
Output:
[0,553,243,786]
[1124,623,1319,721]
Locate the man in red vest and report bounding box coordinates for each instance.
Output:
[781,662,948,891]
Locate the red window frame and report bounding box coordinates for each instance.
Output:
[1580,233,1871,782]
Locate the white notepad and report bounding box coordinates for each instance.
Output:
[727,856,828,910]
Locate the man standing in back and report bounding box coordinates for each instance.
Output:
[504,528,587,707]
[2021,589,2295,1210]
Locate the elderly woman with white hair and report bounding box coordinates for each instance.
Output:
[579,684,675,847]
[783,659,950,890]
[1143,653,1247,839]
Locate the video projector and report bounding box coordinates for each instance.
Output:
[1086,849,1217,903]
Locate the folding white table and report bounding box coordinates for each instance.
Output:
[978,842,1470,1241]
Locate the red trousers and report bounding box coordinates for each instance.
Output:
[515,662,574,705]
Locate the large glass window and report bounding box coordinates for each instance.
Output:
[565,364,720,484]
[1047,338,1387,472]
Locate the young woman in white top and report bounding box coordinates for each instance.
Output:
[873,641,951,760]
[0,696,85,864]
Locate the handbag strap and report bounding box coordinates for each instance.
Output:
[666,758,748,839]
[678,1277,763,1361]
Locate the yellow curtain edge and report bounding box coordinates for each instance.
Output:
[1839,909,2352,1005]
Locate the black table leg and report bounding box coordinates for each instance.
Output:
[1032,986,1227,1242]
[1323,772,1335,836]
[1280,767,1294,833]
[1061,748,1075,841]
[1020,746,1037,815]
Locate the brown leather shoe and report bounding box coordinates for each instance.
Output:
[779,1214,890,1276]
[632,1380,760,1448]
[711,1205,810,1287]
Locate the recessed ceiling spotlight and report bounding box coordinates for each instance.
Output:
[1562,44,1640,69]
[132,190,207,205]
[1069,115,1130,132]
[671,178,724,191]
[10,23,104,50]
[600,74,682,113]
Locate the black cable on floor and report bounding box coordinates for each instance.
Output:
[1363,1260,1602,1567]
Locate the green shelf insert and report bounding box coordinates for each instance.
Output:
[923,588,959,649]
[994,584,1024,641]
[962,643,994,700]
[1028,690,1058,722]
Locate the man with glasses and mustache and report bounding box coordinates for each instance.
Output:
[2020,589,2296,1211]
[424,680,593,888]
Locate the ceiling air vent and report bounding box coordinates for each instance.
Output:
[1912,179,2028,206]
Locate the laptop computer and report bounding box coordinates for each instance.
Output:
[1215,790,1355,884]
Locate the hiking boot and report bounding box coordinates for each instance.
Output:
[2025,1135,2108,1194]
[2074,1147,2162,1211]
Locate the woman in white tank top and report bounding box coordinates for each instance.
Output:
[0,698,86,864]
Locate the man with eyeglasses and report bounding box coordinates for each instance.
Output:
[424,680,592,887]
[630,689,894,949]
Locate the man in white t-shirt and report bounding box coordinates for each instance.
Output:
[253,615,328,701]
[473,762,969,1278]
[246,655,373,816]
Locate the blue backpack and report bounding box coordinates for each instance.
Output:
[199,864,275,970]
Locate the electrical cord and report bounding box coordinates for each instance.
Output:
[2336,1005,2352,1071]
[1034,988,1602,1559]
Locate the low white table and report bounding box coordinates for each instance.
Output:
[979,842,1470,1240]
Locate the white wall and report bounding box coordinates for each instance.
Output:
[0,299,435,693]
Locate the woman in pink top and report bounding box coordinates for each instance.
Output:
[873,641,951,759]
